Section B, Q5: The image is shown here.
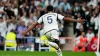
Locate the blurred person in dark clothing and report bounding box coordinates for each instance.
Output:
[0,2,5,17]
[73,2,81,16]
[18,0,26,6]
[4,3,15,19]
[75,12,84,37]
[79,2,90,33]
[29,0,36,13]
[0,32,4,50]
[98,0,100,5]
[84,5,94,27]
[80,2,87,18]
[73,2,81,34]
[18,2,29,17]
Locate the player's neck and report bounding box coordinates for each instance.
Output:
[48,11,53,13]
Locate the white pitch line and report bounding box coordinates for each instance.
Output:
[95,52,100,56]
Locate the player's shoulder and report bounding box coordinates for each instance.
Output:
[43,13,58,17]
[52,13,58,15]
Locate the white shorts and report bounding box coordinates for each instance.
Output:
[44,29,59,40]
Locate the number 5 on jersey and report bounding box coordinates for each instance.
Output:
[47,16,52,24]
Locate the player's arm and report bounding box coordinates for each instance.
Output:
[58,14,85,24]
[63,17,85,23]
[22,16,43,35]
[22,22,39,35]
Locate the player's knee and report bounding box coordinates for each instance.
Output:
[52,39,59,45]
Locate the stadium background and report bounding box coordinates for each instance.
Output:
[0,0,100,56]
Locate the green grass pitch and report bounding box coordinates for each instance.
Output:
[0,51,96,56]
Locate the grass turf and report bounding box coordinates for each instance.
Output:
[0,51,96,56]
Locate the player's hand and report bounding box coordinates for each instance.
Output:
[21,31,27,36]
[77,19,86,24]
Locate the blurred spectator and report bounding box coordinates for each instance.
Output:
[87,0,98,8]
[84,5,94,27]
[43,0,50,7]
[5,29,17,48]
[29,13,37,23]
[50,0,59,9]
[0,2,5,17]
[73,2,81,17]
[21,11,29,26]
[0,32,4,50]
[29,0,36,13]
[75,12,83,37]
[42,0,58,9]
[19,2,29,17]
[73,2,81,34]
[35,4,43,18]
[26,30,35,51]
[58,0,71,13]
[7,16,17,34]
[98,0,100,5]
[4,2,15,19]
[16,20,27,45]
[74,31,88,52]
[11,4,18,16]
[0,17,7,37]
[27,31,34,44]
[86,28,94,42]
[90,10,99,32]
[34,0,41,7]
[87,32,99,51]
[81,2,87,12]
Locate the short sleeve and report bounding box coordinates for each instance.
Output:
[58,14,64,20]
[37,16,43,24]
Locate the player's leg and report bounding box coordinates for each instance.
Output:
[48,40,62,56]
[45,30,62,56]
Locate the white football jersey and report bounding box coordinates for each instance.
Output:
[37,13,64,34]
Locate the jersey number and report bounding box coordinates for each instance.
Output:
[47,16,52,24]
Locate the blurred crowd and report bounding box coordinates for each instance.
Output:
[0,0,100,51]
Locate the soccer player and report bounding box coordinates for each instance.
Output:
[22,5,85,56]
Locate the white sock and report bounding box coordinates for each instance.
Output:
[48,41,58,48]
[48,41,63,56]
[56,48,63,56]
